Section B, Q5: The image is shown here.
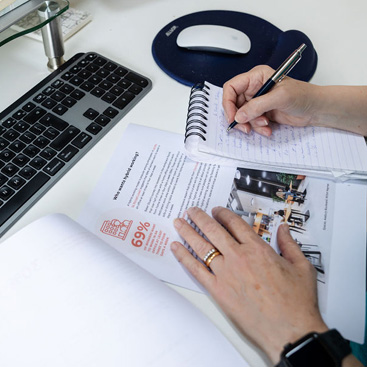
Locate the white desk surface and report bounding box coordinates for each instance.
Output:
[1,1,367,366]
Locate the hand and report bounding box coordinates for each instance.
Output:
[170,206,328,364]
[222,65,318,136]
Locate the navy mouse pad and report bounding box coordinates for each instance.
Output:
[152,10,318,87]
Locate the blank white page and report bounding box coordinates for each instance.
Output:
[0,214,248,367]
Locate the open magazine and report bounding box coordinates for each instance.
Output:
[79,123,366,343]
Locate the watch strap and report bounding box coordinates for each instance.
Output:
[275,329,351,367]
[318,329,351,365]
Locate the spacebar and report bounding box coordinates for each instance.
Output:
[0,172,50,227]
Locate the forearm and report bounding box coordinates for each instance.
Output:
[311,85,367,136]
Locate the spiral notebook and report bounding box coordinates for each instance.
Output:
[184,82,367,181]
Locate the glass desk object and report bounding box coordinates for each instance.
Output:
[0,0,69,70]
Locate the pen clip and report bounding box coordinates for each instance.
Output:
[277,57,302,83]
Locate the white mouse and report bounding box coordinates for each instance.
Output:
[176,24,251,55]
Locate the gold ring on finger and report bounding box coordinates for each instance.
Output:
[205,250,221,268]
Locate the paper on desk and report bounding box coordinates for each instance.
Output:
[79,124,236,292]
[79,123,366,342]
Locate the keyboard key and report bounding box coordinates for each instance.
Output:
[2,117,16,128]
[0,149,15,162]
[30,157,47,169]
[14,121,30,133]
[125,72,149,87]
[51,91,66,102]
[42,86,55,95]
[9,140,26,153]
[20,132,36,145]
[50,126,80,151]
[3,130,20,141]
[43,158,65,176]
[13,154,29,167]
[44,127,60,140]
[0,138,9,149]
[52,104,68,116]
[23,145,40,158]
[40,147,57,160]
[70,89,85,100]
[24,107,47,124]
[72,132,92,148]
[40,113,68,131]
[34,136,50,149]
[61,97,77,108]
[8,176,26,190]
[95,115,111,126]
[93,57,107,66]
[0,174,7,186]
[22,102,36,112]
[51,80,64,88]
[12,110,26,120]
[103,107,119,118]
[83,108,99,120]
[0,186,15,200]
[42,98,58,109]
[2,163,19,177]
[58,145,79,162]
[129,85,143,95]
[91,87,105,97]
[86,123,102,135]
[0,172,50,226]
[59,84,75,94]
[19,166,36,179]
[115,67,128,77]
[113,91,135,110]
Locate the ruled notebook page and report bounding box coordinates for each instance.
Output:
[198,83,367,175]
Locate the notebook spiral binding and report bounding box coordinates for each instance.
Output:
[184,82,211,142]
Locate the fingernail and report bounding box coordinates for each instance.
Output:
[211,206,221,215]
[253,118,268,127]
[174,218,184,229]
[280,223,290,234]
[170,242,179,251]
[187,206,199,215]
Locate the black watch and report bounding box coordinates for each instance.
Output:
[275,329,351,367]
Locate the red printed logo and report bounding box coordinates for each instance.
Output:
[100,218,133,240]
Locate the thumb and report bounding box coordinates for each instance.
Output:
[235,94,273,124]
[277,224,305,264]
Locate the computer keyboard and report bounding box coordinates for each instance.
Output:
[0,52,152,237]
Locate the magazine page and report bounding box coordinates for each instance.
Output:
[79,124,236,292]
[79,123,365,342]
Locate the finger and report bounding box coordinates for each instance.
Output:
[277,224,306,264]
[173,218,216,260]
[251,125,273,137]
[234,122,251,134]
[222,67,269,123]
[187,207,238,254]
[170,241,216,290]
[173,217,225,274]
[211,206,263,245]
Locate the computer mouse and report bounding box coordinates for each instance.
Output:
[176,24,251,54]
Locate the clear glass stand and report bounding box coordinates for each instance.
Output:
[0,0,69,70]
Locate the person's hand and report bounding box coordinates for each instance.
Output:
[222,65,318,136]
[170,206,328,364]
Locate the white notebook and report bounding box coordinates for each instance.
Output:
[184,82,367,181]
